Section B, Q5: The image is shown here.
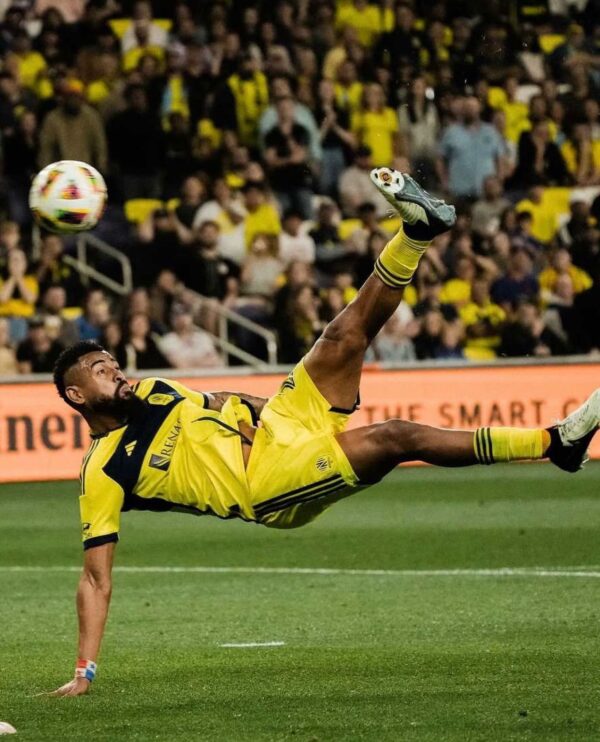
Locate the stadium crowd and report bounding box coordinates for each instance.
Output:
[0,0,599,373]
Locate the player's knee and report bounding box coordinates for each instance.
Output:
[372,419,421,459]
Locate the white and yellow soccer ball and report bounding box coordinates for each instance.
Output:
[29,160,107,233]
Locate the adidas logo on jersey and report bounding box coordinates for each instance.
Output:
[125,441,137,457]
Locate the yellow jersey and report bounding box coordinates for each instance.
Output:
[79,377,257,550]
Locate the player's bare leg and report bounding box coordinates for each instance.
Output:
[337,390,600,482]
[304,169,456,411]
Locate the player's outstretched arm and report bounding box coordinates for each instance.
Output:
[205,391,268,417]
[49,542,115,697]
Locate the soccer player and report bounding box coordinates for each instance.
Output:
[50,169,600,696]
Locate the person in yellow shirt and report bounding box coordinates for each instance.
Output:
[0,249,39,318]
[242,182,281,247]
[539,248,593,302]
[440,256,475,308]
[460,277,506,357]
[334,59,364,113]
[351,83,400,166]
[493,76,530,144]
[7,31,47,90]
[335,0,393,47]
[561,123,600,186]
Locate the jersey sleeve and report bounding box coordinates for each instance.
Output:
[134,377,209,409]
[80,456,124,550]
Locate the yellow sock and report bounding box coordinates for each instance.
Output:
[374,226,431,288]
[474,428,551,464]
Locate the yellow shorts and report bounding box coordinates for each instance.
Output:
[246,361,360,529]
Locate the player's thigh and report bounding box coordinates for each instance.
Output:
[247,425,359,528]
[303,327,366,413]
[264,359,354,433]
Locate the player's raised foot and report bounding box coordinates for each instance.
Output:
[370,167,456,240]
[547,389,600,472]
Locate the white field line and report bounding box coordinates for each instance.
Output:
[220,641,285,648]
[2,565,600,578]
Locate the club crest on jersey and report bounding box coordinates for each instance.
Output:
[147,393,175,406]
[315,455,333,472]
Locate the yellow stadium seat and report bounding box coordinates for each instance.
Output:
[109,18,173,38]
[124,199,164,223]
[539,34,565,54]
[464,347,496,361]
[338,218,361,240]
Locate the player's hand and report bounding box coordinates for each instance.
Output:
[47,677,91,697]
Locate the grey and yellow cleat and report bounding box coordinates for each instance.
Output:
[370,168,456,240]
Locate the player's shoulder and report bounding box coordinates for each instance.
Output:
[133,377,182,399]
[134,376,208,407]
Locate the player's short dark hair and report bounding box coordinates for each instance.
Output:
[53,340,105,409]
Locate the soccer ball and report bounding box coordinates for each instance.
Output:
[29,160,107,233]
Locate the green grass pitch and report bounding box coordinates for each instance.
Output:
[1,463,600,741]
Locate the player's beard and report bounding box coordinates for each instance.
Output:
[88,386,147,421]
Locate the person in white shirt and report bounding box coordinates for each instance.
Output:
[159,305,221,369]
[278,210,316,266]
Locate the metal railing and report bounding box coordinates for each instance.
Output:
[67,233,133,296]
[62,233,279,368]
[179,289,278,368]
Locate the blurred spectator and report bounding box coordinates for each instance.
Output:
[414,309,444,360]
[159,304,220,369]
[460,277,506,359]
[0,220,22,276]
[74,288,110,341]
[38,78,107,171]
[0,317,17,374]
[184,221,236,300]
[119,311,170,371]
[470,176,511,238]
[242,181,281,248]
[437,97,505,199]
[369,304,416,363]
[278,282,322,363]
[315,77,355,197]
[193,177,246,264]
[398,76,440,187]
[440,256,475,308]
[35,233,83,307]
[279,210,315,266]
[351,83,399,168]
[499,301,568,358]
[2,108,38,225]
[38,284,79,346]
[16,316,63,373]
[107,83,164,200]
[435,323,465,360]
[491,247,539,311]
[413,275,459,323]
[539,248,593,301]
[345,202,390,256]
[259,77,322,162]
[374,4,426,89]
[212,51,268,148]
[561,123,600,186]
[338,146,389,217]
[239,233,283,300]
[99,318,123,364]
[0,249,38,317]
[121,1,168,55]
[310,201,348,275]
[264,96,314,219]
[510,121,571,188]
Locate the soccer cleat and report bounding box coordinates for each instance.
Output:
[547,389,600,472]
[370,168,456,240]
